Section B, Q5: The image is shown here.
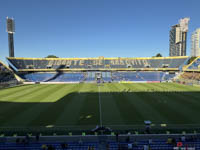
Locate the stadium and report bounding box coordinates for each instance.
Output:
[1,55,200,149]
[1,2,200,150]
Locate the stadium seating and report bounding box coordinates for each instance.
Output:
[108,139,199,150]
[0,137,199,150]
[186,57,200,70]
[0,61,17,83]
[180,72,200,81]
[18,71,176,82]
[112,71,175,82]
[5,57,186,83]
[4,57,188,83]
[20,72,85,82]
[7,56,188,70]
[0,141,99,150]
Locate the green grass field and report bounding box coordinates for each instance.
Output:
[0,83,200,130]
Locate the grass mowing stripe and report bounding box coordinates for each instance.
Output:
[1,85,68,126]
[55,93,86,126]
[100,84,124,125]
[22,84,67,102]
[110,83,144,124]
[123,83,170,124]
[149,83,200,108]
[0,86,53,125]
[141,83,198,124]
[3,85,75,126]
[55,84,91,126]
[125,83,185,124]
[0,85,37,99]
[0,85,48,102]
[27,84,84,126]
[0,85,55,102]
[153,83,200,110]
[0,83,200,128]
[38,84,74,102]
[165,83,200,100]
[76,84,99,126]
[171,83,200,91]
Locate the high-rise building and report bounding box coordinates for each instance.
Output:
[169,18,190,56]
[191,28,200,57]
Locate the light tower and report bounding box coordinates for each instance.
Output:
[6,17,15,57]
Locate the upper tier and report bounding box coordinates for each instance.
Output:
[7,56,188,72]
[184,56,200,71]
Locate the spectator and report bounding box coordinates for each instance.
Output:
[128,143,132,149]
[177,141,183,148]
[127,131,131,135]
[41,144,48,150]
[181,135,186,142]
[143,145,148,150]
[148,139,152,145]
[167,137,172,144]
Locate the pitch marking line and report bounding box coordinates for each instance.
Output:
[98,86,103,127]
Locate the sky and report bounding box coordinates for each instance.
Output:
[0,0,200,63]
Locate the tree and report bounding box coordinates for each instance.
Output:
[155,53,162,57]
[46,55,59,58]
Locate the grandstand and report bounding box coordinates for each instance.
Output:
[172,56,200,86]
[180,72,200,81]
[0,134,199,149]
[1,56,200,150]
[185,56,200,71]
[7,56,188,71]
[6,56,188,83]
[0,61,19,86]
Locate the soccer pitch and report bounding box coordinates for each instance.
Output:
[0,83,200,129]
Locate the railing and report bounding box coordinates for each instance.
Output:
[0,124,200,136]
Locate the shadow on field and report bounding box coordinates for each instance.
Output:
[0,91,200,127]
